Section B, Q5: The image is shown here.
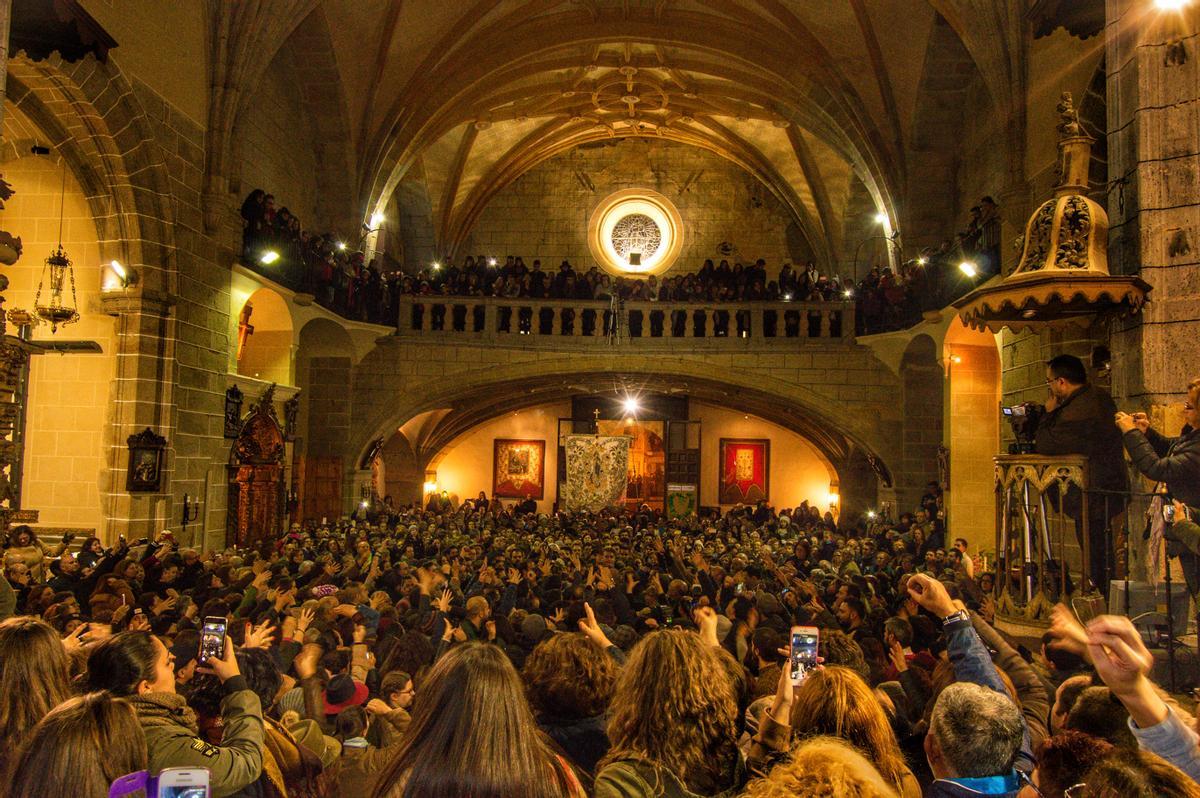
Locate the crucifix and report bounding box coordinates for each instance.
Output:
[593,407,600,434]
[236,302,255,361]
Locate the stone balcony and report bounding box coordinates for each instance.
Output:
[394,295,855,348]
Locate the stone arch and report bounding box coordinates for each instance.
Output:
[943,321,1000,551]
[348,357,901,514]
[5,54,177,294]
[236,288,295,385]
[899,334,945,509]
[228,4,357,237]
[905,12,987,249]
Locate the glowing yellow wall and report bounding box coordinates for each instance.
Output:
[2,154,116,534]
[690,402,837,512]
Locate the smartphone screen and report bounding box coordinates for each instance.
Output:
[157,768,210,798]
[199,616,227,662]
[789,626,819,685]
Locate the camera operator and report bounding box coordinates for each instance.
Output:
[1034,355,1129,594]
[1116,377,1200,598]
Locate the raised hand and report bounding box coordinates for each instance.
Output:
[244,620,277,649]
[1047,603,1091,661]
[1086,615,1153,696]
[888,639,908,673]
[578,601,611,648]
[906,573,957,618]
[197,636,241,683]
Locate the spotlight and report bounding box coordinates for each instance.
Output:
[360,500,370,509]
[874,212,888,226]
[842,289,853,299]
[369,212,386,228]
[488,258,497,267]
[917,256,929,266]
[431,262,441,271]
[110,259,128,282]
[259,250,280,265]
[1155,0,1189,9]
[622,396,639,415]
[958,260,977,278]
[867,511,877,519]
[337,241,347,251]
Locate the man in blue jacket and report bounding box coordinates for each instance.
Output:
[908,574,1032,797]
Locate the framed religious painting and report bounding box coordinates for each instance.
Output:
[493,439,546,499]
[718,439,769,504]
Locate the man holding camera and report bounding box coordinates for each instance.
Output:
[1034,355,1129,595]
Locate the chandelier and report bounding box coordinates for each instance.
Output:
[34,161,79,332]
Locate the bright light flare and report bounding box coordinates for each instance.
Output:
[622,396,640,415]
[959,261,977,278]
[259,250,280,265]
[874,212,888,225]
[369,212,386,228]
[337,241,347,251]
[1155,0,1190,9]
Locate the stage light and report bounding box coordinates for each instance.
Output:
[622,396,639,414]
[337,241,347,251]
[874,212,888,226]
[369,212,386,228]
[958,260,977,278]
[259,250,280,265]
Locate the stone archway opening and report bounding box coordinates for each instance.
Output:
[236,287,294,385]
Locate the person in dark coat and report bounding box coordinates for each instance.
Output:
[1035,355,1129,594]
[1117,376,1200,596]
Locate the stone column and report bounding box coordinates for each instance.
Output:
[100,292,176,541]
[1107,1,1200,405]
[0,0,11,131]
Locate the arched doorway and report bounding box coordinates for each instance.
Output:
[227,387,286,547]
[944,322,1001,555]
[236,287,295,385]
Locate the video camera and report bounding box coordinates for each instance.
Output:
[1002,402,1044,454]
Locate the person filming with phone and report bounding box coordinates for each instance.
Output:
[1034,354,1129,595]
[1116,377,1200,600]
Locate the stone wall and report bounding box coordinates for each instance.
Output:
[461,139,814,275]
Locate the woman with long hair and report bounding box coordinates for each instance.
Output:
[5,692,147,798]
[596,629,745,798]
[84,630,264,798]
[753,666,920,798]
[0,616,72,778]
[1078,749,1200,798]
[371,641,584,798]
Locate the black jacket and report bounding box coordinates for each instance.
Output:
[1123,425,1200,507]
[1035,384,1129,494]
[538,713,610,776]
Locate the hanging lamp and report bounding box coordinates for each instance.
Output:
[33,159,80,332]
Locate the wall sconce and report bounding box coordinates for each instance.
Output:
[105,259,138,290]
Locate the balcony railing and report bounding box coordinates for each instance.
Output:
[394,296,855,346]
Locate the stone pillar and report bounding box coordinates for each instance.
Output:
[0,0,11,131]
[100,293,176,541]
[1107,1,1200,405]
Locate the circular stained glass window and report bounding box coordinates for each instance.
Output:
[610,213,662,264]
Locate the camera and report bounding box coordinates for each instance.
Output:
[1003,402,1044,454]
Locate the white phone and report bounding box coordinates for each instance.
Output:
[789,625,819,686]
[157,767,210,798]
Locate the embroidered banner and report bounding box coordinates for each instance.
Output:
[562,435,631,512]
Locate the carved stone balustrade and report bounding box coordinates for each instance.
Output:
[394,296,855,348]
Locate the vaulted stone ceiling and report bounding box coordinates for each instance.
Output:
[230,0,1026,265]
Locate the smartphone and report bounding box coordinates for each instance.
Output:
[199,616,227,663]
[789,625,820,686]
[157,767,210,798]
[1164,504,1177,524]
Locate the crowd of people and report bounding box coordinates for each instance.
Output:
[238,190,1001,336]
[1,473,1198,798]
